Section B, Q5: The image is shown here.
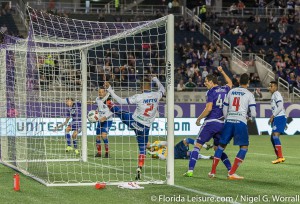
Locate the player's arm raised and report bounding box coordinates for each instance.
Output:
[152,76,166,96]
[196,102,213,126]
[218,66,232,89]
[104,82,128,104]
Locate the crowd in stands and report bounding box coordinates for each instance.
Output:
[7,0,300,93]
[205,0,300,92]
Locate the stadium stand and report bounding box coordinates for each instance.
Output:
[3,0,300,102]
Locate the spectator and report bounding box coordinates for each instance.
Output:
[237,42,246,51]
[236,35,244,46]
[7,103,18,118]
[229,3,238,14]
[250,73,261,87]
[237,1,245,13]
[278,20,287,34]
[233,26,243,35]
[199,5,207,22]
[177,79,186,91]
[202,67,209,79]
[172,0,180,7]
[276,67,287,80]
[185,78,196,91]
[253,88,263,100]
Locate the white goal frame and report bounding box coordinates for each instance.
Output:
[0,13,174,186]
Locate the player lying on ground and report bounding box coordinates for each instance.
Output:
[147,138,213,160]
[184,66,233,177]
[55,98,81,155]
[209,73,256,180]
[268,81,287,164]
[88,87,114,158]
[104,76,165,180]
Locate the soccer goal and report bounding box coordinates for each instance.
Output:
[0,7,174,186]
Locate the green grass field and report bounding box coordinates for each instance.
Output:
[1,135,300,204]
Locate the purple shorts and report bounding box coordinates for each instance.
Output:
[68,122,82,133]
[196,121,224,146]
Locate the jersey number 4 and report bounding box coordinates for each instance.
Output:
[216,94,227,108]
[232,97,240,111]
[143,104,154,116]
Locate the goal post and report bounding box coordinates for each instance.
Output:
[166,14,174,186]
[0,7,175,186]
[81,49,88,163]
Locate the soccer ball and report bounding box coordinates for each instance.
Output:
[88,110,99,123]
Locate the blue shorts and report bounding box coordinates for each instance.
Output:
[96,120,113,135]
[219,120,249,146]
[174,140,189,159]
[272,115,287,134]
[196,121,224,146]
[115,110,150,145]
[68,122,81,133]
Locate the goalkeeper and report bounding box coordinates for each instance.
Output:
[147,138,213,160]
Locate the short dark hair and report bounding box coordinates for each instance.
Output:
[269,81,278,87]
[98,86,106,90]
[239,73,249,85]
[206,74,218,84]
[66,97,74,101]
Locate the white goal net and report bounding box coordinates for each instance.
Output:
[0,7,174,186]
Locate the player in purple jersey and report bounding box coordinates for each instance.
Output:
[184,66,232,177]
[55,98,82,155]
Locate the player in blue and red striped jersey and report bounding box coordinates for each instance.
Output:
[209,73,256,180]
[55,98,81,155]
[184,66,232,177]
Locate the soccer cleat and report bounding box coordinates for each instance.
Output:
[75,149,79,155]
[209,156,214,160]
[135,166,142,180]
[208,172,215,178]
[183,171,193,177]
[95,153,101,157]
[272,157,285,164]
[205,144,214,150]
[228,173,244,180]
[104,153,109,158]
[66,146,73,152]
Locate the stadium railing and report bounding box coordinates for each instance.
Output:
[254,55,275,87]
[24,0,183,16]
[184,7,232,54]
[231,51,248,74]
[278,77,291,101]
[205,6,291,18]
[292,87,300,102]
